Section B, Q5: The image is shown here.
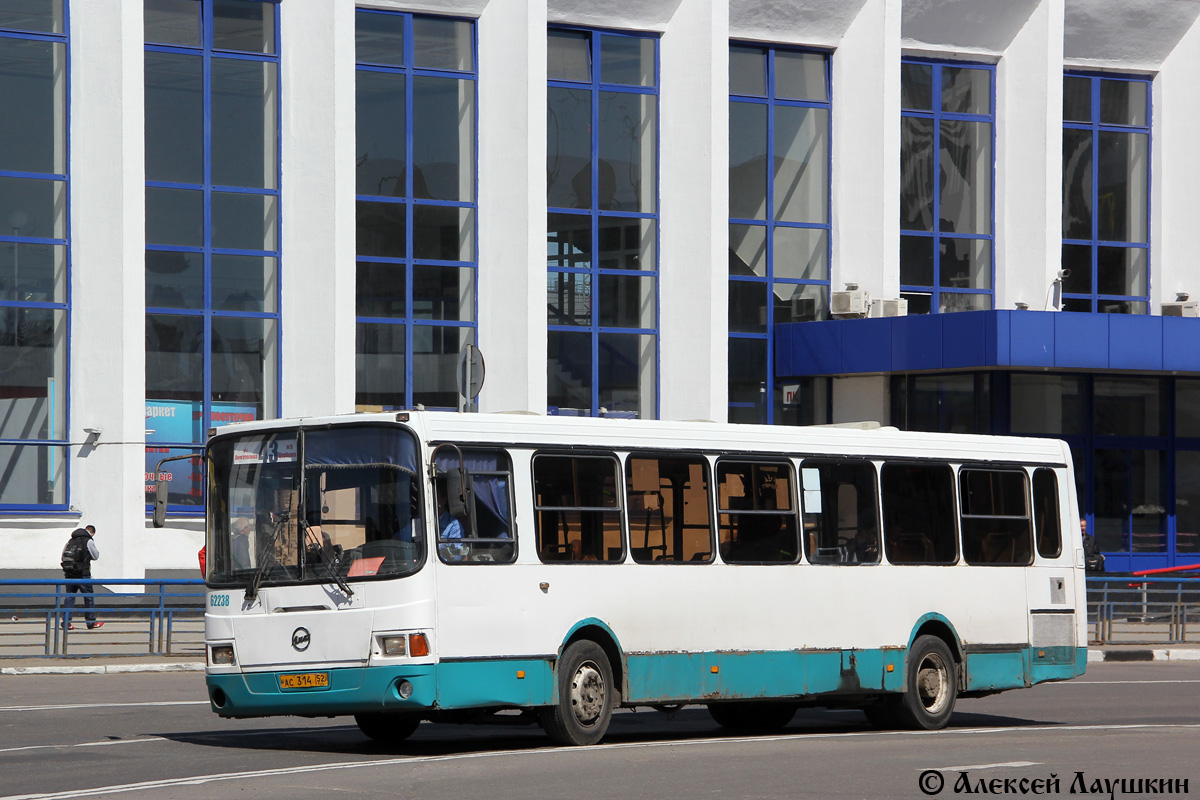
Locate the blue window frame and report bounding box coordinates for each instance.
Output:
[728,44,831,425]
[144,0,281,510]
[547,27,659,419]
[0,2,69,510]
[900,59,995,315]
[355,10,478,411]
[1061,72,1151,314]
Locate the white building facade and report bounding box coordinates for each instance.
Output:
[2,0,1199,580]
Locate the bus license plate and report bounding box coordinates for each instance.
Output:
[279,672,329,691]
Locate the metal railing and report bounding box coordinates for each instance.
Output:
[1087,576,1200,645]
[0,579,206,659]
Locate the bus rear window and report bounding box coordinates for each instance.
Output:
[881,463,957,565]
[626,454,713,563]
[716,461,799,564]
[534,454,624,562]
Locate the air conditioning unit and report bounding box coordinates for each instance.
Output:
[1162,301,1200,317]
[870,298,908,318]
[830,289,870,318]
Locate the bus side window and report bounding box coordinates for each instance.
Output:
[959,469,1033,565]
[716,461,799,564]
[533,453,623,563]
[801,460,879,565]
[434,448,517,564]
[626,454,713,563]
[1033,468,1062,558]
[881,463,957,565]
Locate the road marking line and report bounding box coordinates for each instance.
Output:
[924,761,1041,771]
[3,723,1200,800]
[1063,680,1200,685]
[0,739,166,755]
[0,701,209,713]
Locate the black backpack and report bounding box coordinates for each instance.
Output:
[61,536,89,575]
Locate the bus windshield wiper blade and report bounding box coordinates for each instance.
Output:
[245,511,290,603]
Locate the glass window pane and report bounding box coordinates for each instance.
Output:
[211,316,275,420]
[146,250,202,309]
[355,10,404,67]
[145,0,200,47]
[1062,128,1092,240]
[900,117,934,231]
[211,59,277,190]
[941,67,989,115]
[729,224,766,278]
[1176,451,1200,554]
[729,102,768,221]
[598,332,655,418]
[548,330,592,413]
[1094,448,1165,553]
[773,226,826,281]
[774,282,826,324]
[775,51,826,102]
[598,92,656,213]
[547,213,590,270]
[547,87,592,208]
[1178,379,1200,438]
[412,326,471,408]
[412,204,473,261]
[212,192,278,251]
[729,46,765,96]
[356,200,406,258]
[901,62,932,110]
[547,271,591,327]
[146,313,204,419]
[1098,299,1146,314]
[413,76,474,202]
[600,35,654,87]
[939,238,989,290]
[1061,243,1092,294]
[356,322,406,409]
[213,254,277,312]
[728,337,766,405]
[0,38,65,175]
[1063,76,1091,122]
[900,236,934,287]
[1095,377,1164,437]
[413,264,473,321]
[548,30,589,82]
[0,0,63,34]
[1097,131,1148,244]
[716,461,798,564]
[357,261,406,319]
[939,292,991,313]
[0,307,65,439]
[413,17,472,71]
[1033,468,1062,559]
[1100,79,1147,127]
[626,455,712,563]
[0,176,64,241]
[939,119,991,235]
[145,186,202,247]
[356,71,406,198]
[1097,246,1147,297]
[598,217,654,271]
[729,280,766,333]
[213,0,275,54]
[902,292,932,315]
[774,106,828,224]
[4,241,65,304]
[598,274,654,328]
[882,462,958,564]
[0,444,66,505]
[1011,374,1085,436]
[145,52,203,184]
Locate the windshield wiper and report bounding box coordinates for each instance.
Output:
[245,511,290,603]
[303,522,355,598]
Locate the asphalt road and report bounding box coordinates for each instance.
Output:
[2,662,1198,800]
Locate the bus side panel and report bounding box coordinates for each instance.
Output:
[435,660,554,708]
[963,649,1029,692]
[625,652,713,702]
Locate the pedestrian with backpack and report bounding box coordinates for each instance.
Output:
[60,525,103,630]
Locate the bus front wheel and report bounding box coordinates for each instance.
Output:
[898,635,957,730]
[354,712,420,742]
[541,640,615,746]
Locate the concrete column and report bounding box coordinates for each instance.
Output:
[476,0,547,414]
[658,0,727,422]
[279,0,357,417]
[832,375,890,425]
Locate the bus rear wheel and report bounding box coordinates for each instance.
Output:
[540,640,615,746]
[354,712,421,742]
[707,701,797,731]
[898,635,957,730]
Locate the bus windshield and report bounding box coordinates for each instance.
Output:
[205,424,425,588]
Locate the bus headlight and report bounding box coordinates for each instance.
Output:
[210,644,236,666]
[381,636,407,656]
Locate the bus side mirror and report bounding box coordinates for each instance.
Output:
[152,480,169,528]
[445,469,474,522]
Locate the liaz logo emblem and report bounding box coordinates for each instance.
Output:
[291,627,311,652]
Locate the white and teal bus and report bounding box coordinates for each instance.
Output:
[160,411,1087,745]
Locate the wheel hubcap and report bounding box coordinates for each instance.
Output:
[569,661,606,726]
[915,653,950,714]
